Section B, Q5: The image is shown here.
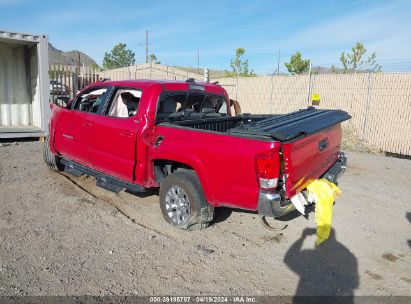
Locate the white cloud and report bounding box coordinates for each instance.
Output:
[261,1,411,70]
[287,4,406,47]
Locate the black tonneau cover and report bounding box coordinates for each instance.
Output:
[230,108,351,142]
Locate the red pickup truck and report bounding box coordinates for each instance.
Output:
[44,79,350,230]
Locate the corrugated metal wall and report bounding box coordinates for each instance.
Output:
[0,42,34,128]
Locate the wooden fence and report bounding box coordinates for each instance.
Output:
[49,65,100,102]
[48,63,200,101]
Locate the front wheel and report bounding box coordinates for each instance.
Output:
[43,136,64,172]
[159,170,214,230]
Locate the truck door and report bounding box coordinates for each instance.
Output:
[87,87,142,182]
[53,110,92,165]
[53,87,110,166]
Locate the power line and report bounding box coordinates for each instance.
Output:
[289,0,368,21]
[378,51,411,55]
[379,60,411,64]
[148,0,288,35]
[151,0,367,38]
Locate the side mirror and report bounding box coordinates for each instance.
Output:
[54,96,70,108]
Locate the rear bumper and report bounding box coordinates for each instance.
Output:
[257,191,296,218]
[257,151,347,218]
[322,151,347,184]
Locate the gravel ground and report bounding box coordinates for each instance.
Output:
[0,141,410,297]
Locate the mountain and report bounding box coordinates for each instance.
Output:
[173,66,238,78]
[311,66,344,74]
[48,43,98,67]
[269,66,346,75]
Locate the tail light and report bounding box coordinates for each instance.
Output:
[255,151,280,190]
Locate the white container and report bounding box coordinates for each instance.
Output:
[0,29,50,138]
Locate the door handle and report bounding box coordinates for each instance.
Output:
[319,138,329,151]
[82,121,93,127]
[154,136,164,146]
[120,130,134,137]
[63,134,74,139]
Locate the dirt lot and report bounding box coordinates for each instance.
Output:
[0,141,410,297]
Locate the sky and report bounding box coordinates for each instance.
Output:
[1,0,411,74]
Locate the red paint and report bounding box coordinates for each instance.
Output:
[282,124,342,198]
[53,109,93,165]
[49,79,344,211]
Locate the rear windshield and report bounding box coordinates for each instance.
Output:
[156,92,227,122]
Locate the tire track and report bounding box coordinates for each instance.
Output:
[57,172,179,242]
[57,172,270,249]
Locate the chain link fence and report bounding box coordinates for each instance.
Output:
[211,73,411,156]
[49,64,411,156]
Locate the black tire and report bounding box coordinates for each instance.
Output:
[159,170,214,230]
[43,136,64,172]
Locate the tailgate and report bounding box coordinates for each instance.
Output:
[281,124,343,198]
[240,108,351,198]
[229,108,351,198]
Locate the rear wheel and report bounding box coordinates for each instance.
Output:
[43,136,64,172]
[159,170,214,230]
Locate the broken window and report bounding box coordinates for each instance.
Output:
[73,87,108,113]
[107,88,142,118]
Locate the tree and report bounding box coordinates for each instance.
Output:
[226,48,255,77]
[102,43,135,70]
[91,63,100,70]
[148,54,161,64]
[340,42,381,73]
[285,52,310,75]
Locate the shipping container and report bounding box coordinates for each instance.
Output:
[0,29,50,138]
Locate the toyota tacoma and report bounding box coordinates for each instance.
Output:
[44,79,350,230]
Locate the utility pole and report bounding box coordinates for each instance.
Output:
[307,60,312,106]
[77,51,80,73]
[77,51,81,90]
[197,48,200,74]
[269,56,274,114]
[277,49,280,75]
[145,30,149,64]
[236,67,239,101]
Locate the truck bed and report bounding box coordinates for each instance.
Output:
[164,108,351,142]
[159,108,351,199]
